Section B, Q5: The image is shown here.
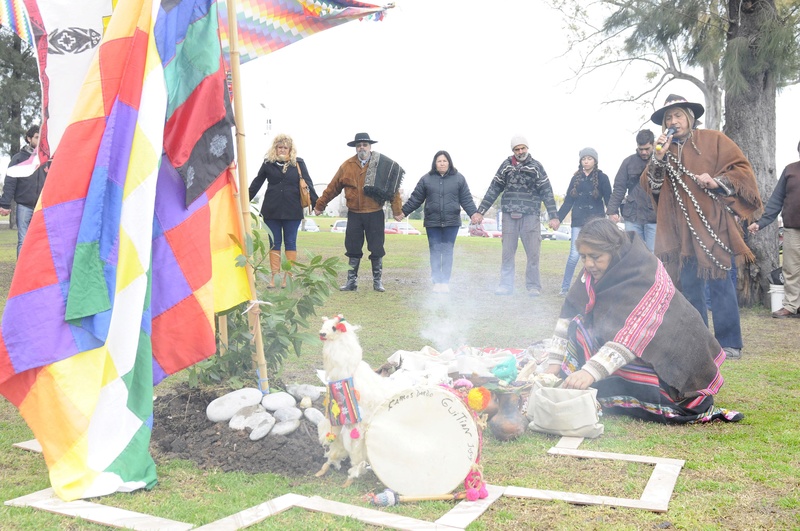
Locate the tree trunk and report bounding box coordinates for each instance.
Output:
[724,0,780,307]
[702,62,723,131]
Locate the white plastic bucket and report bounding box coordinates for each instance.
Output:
[768,284,784,312]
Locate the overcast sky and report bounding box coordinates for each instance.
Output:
[2,0,797,205]
[237,0,798,205]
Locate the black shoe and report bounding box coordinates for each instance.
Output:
[723,347,741,360]
[340,258,360,291]
[339,279,357,291]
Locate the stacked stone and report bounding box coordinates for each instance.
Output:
[205,384,326,441]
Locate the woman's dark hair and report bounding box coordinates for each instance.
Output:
[569,165,600,199]
[429,150,456,176]
[575,218,626,256]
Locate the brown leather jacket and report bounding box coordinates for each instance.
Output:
[315,155,402,215]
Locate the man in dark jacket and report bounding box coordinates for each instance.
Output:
[0,125,45,257]
[474,135,560,296]
[607,129,657,251]
[748,139,800,318]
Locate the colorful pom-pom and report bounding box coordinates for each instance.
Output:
[325,432,336,442]
[478,485,489,499]
[367,489,398,507]
[453,378,474,390]
[467,387,491,411]
[350,428,360,439]
[466,488,480,501]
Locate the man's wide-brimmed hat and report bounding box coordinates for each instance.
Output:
[347,132,378,147]
[650,94,705,125]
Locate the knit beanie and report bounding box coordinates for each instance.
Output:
[510,135,528,150]
[579,147,598,163]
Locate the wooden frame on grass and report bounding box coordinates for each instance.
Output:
[7,436,684,529]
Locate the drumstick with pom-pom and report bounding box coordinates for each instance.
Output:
[366,489,468,507]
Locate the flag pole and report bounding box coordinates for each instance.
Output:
[224,0,270,394]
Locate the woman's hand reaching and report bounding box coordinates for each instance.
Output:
[562,370,595,390]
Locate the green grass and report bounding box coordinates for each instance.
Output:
[1,225,799,529]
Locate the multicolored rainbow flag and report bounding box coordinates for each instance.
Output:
[218,0,391,64]
[19,0,110,163]
[0,0,250,502]
[0,0,33,43]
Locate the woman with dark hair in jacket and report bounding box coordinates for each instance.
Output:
[556,147,612,295]
[401,151,480,293]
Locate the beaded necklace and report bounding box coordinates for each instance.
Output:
[652,151,734,271]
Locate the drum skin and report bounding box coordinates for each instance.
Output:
[365,386,480,496]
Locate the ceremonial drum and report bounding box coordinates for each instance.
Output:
[365,385,480,497]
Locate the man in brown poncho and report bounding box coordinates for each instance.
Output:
[641,95,763,360]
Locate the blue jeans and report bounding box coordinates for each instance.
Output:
[264,219,301,251]
[624,221,656,252]
[16,203,33,257]
[560,225,582,292]
[426,226,459,284]
[680,257,742,349]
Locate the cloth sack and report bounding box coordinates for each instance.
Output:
[526,382,604,438]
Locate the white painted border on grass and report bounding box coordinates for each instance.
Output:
[6,436,684,529]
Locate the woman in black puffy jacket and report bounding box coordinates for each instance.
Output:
[402,150,478,293]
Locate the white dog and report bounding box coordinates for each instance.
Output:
[315,315,402,486]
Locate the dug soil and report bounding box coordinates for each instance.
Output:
[151,384,326,476]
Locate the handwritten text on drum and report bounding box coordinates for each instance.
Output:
[387,388,475,438]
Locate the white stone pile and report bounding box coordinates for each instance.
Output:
[205,384,327,441]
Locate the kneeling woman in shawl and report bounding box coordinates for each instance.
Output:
[544,218,742,423]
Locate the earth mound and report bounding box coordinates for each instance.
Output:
[151,385,326,476]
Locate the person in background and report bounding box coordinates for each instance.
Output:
[314,133,404,292]
[641,94,762,359]
[556,147,612,296]
[0,125,45,257]
[249,133,317,288]
[607,130,657,252]
[474,134,560,297]
[545,218,742,424]
[401,150,481,293]
[748,140,800,318]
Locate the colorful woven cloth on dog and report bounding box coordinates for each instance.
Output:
[326,377,362,425]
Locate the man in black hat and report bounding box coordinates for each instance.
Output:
[641,94,762,359]
[314,133,404,292]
